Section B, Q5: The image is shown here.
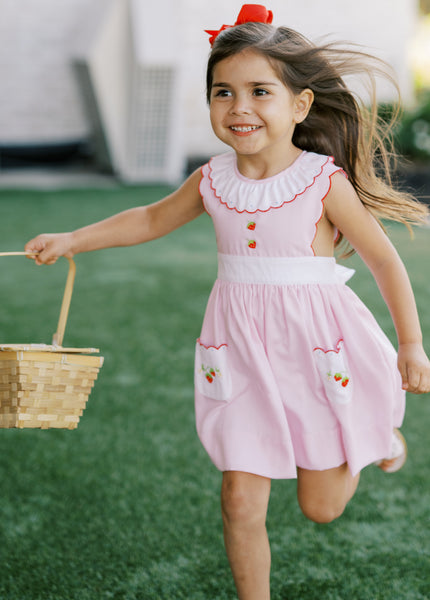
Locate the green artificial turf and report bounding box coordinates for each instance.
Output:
[0,185,429,599]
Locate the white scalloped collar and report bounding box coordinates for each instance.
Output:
[207,151,333,213]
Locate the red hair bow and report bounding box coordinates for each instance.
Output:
[205,4,273,46]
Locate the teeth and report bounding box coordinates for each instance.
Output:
[231,125,260,132]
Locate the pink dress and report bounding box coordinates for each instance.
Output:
[195,150,405,479]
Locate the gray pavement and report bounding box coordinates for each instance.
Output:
[0,168,118,190]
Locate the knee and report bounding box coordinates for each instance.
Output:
[297,465,359,524]
[221,478,267,529]
[298,498,346,524]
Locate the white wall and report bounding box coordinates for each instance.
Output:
[80,0,133,174]
[0,0,98,143]
[0,0,419,166]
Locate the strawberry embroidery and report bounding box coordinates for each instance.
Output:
[247,221,256,231]
[327,370,350,387]
[201,364,221,383]
[196,340,232,401]
[248,240,257,249]
[313,340,352,405]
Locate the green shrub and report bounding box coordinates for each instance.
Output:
[397,92,430,160]
[378,93,430,162]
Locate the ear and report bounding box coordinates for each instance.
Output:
[294,89,314,124]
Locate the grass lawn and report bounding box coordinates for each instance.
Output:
[0,184,429,600]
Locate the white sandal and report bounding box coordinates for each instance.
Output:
[375,429,407,473]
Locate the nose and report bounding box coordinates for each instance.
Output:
[229,93,252,116]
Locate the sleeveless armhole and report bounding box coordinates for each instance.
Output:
[311,164,347,254]
[199,163,212,216]
[329,169,348,244]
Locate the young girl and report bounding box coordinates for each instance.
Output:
[25,5,429,599]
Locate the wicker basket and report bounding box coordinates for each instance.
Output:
[0,253,104,429]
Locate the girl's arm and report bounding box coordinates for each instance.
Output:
[325,172,430,394]
[25,169,205,265]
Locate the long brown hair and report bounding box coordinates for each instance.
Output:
[206,23,429,253]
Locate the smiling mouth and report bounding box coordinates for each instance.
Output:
[230,125,261,132]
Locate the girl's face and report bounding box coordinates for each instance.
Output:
[209,49,313,169]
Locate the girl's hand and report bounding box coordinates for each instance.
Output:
[24,232,74,265]
[398,343,430,394]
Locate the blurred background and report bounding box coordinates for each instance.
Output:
[0,0,430,183]
[0,5,429,599]
[0,0,429,186]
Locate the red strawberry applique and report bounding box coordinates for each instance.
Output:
[248,240,256,249]
[202,364,220,384]
[328,369,350,388]
[247,221,256,231]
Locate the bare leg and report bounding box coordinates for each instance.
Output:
[221,471,272,600]
[297,463,360,523]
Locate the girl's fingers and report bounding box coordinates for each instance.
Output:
[406,365,421,393]
[398,345,430,394]
[402,365,430,394]
[25,233,73,265]
[25,236,57,265]
[25,237,45,253]
[418,369,430,394]
[398,361,409,390]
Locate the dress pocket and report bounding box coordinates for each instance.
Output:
[195,339,232,402]
[313,339,353,405]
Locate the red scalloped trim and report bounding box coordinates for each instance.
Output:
[313,339,344,354]
[311,168,347,256]
[197,339,228,350]
[207,155,334,215]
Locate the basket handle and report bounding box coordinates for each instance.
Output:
[0,252,76,347]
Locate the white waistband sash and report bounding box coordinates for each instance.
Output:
[217,253,355,285]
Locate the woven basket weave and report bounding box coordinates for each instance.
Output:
[0,253,103,429]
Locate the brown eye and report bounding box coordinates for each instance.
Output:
[213,88,232,98]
